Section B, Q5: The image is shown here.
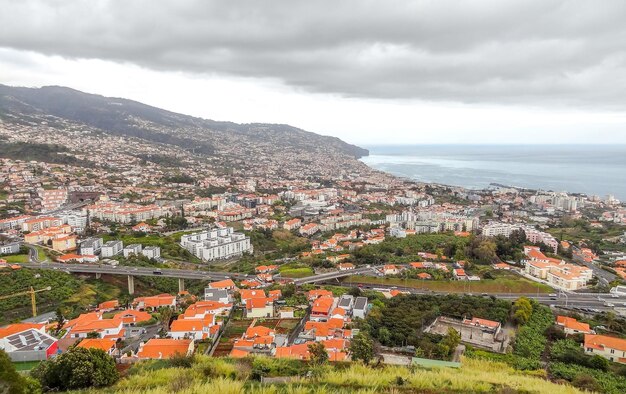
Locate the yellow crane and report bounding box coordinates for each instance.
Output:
[0,286,52,317]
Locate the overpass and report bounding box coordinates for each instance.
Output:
[21,263,252,294]
[293,266,378,285]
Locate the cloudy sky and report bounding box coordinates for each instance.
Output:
[2,0,626,145]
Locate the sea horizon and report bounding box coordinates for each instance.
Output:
[361,144,626,200]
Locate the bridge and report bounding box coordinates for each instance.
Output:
[21,263,251,294]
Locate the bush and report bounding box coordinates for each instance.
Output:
[0,349,41,394]
[32,347,118,391]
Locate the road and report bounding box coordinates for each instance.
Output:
[335,281,623,310]
[293,266,377,285]
[21,262,252,282]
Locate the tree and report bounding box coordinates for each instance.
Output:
[438,327,461,360]
[0,349,41,394]
[282,283,296,298]
[347,286,362,297]
[54,307,65,333]
[513,297,533,325]
[33,347,118,391]
[349,333,374,364]
[307,342,328,365]
[86,331,100,339]
[158,306,174,331]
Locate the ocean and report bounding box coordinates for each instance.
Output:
[360,145,626,200]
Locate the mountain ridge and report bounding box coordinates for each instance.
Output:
[0,84,369,159]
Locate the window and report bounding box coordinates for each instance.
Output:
[611,349,615,354]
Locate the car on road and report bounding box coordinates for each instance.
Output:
[153,269,162,275]
[548,293,557,297]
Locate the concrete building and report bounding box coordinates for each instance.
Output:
[142,246,161,260]
[123,244,143,258]
[0,242,20,255]
[101,240,123,257]
[79,237,103,256]
[180,227,252,261]
[353,297,368,319]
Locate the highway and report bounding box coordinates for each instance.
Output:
[293,266,377,285]
[18,261,626,310]
[21,262,252,282]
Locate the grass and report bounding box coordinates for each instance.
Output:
[343,275,553,294]
[104,355,583,394]
[2,254,29,263]
[279,267,314,278]
[13,360,41,371]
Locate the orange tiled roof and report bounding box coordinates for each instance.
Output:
[585,334,626,352]
[77,338,116,352]
[0,323,46,338]
[137,338,192,359]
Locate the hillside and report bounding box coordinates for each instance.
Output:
[80,354,583,394]
[0,84,369,180]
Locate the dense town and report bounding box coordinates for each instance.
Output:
[2,139,626,390]
[2,94,626,393]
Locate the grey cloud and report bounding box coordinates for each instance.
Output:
[1,0,626,107]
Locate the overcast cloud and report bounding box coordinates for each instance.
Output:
[1,0,626,144]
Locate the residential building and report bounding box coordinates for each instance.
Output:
[556,316,593,335]
[123,244,143,257]
[245,298,274,318]
[180,227,253,261]
[584,334,626,364]
[136,338,194,360]
[142,246,161,259]
[0,326,58,361]
[353,297,368,319]
[0,242,20,255]
[204,288,230,303]
[52,235,77,252]
[101,240,123,257]
[77,338,117,355]
[79,237,103,255]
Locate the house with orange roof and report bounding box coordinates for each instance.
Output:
[283,218,302,231]
[299,223,319,236]
[169,314,217,341]
[133,294,176,310]
[255,265,279,273]
[114,309,153,325]
[182,301,232,319]
[274,343,311,360]
[208,278,237,291]
[257,273,274,282]
[241,279,264,289]
[492,262,514,270]
[556,316,593,335]
[132,222,152,232]
[311,296,336,321]
[98,300,119,312]
[268,289,282,300]
[67,315,124,339]
[307,289,334,301]
[245,297,274,318]
[417,272,432,280]
[0,323,46,339]
[77,338,117,355]
[383,264,400,275]
[453,268,467,280]
[136,338,194,360]
[338,262,355,271]
[584,334,626,364]
[240,289,267,305]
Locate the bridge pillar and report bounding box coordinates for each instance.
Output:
[127,275,135,295]
[178,278,185,293]
[95,272,101,279]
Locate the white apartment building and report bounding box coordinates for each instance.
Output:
[123,244,143,257]
[142,246,161,260]
[79,237,103,255]
[101,240,123,257]
[59,211,88,233]
[180,227,253,261]
[482,222,559,253]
